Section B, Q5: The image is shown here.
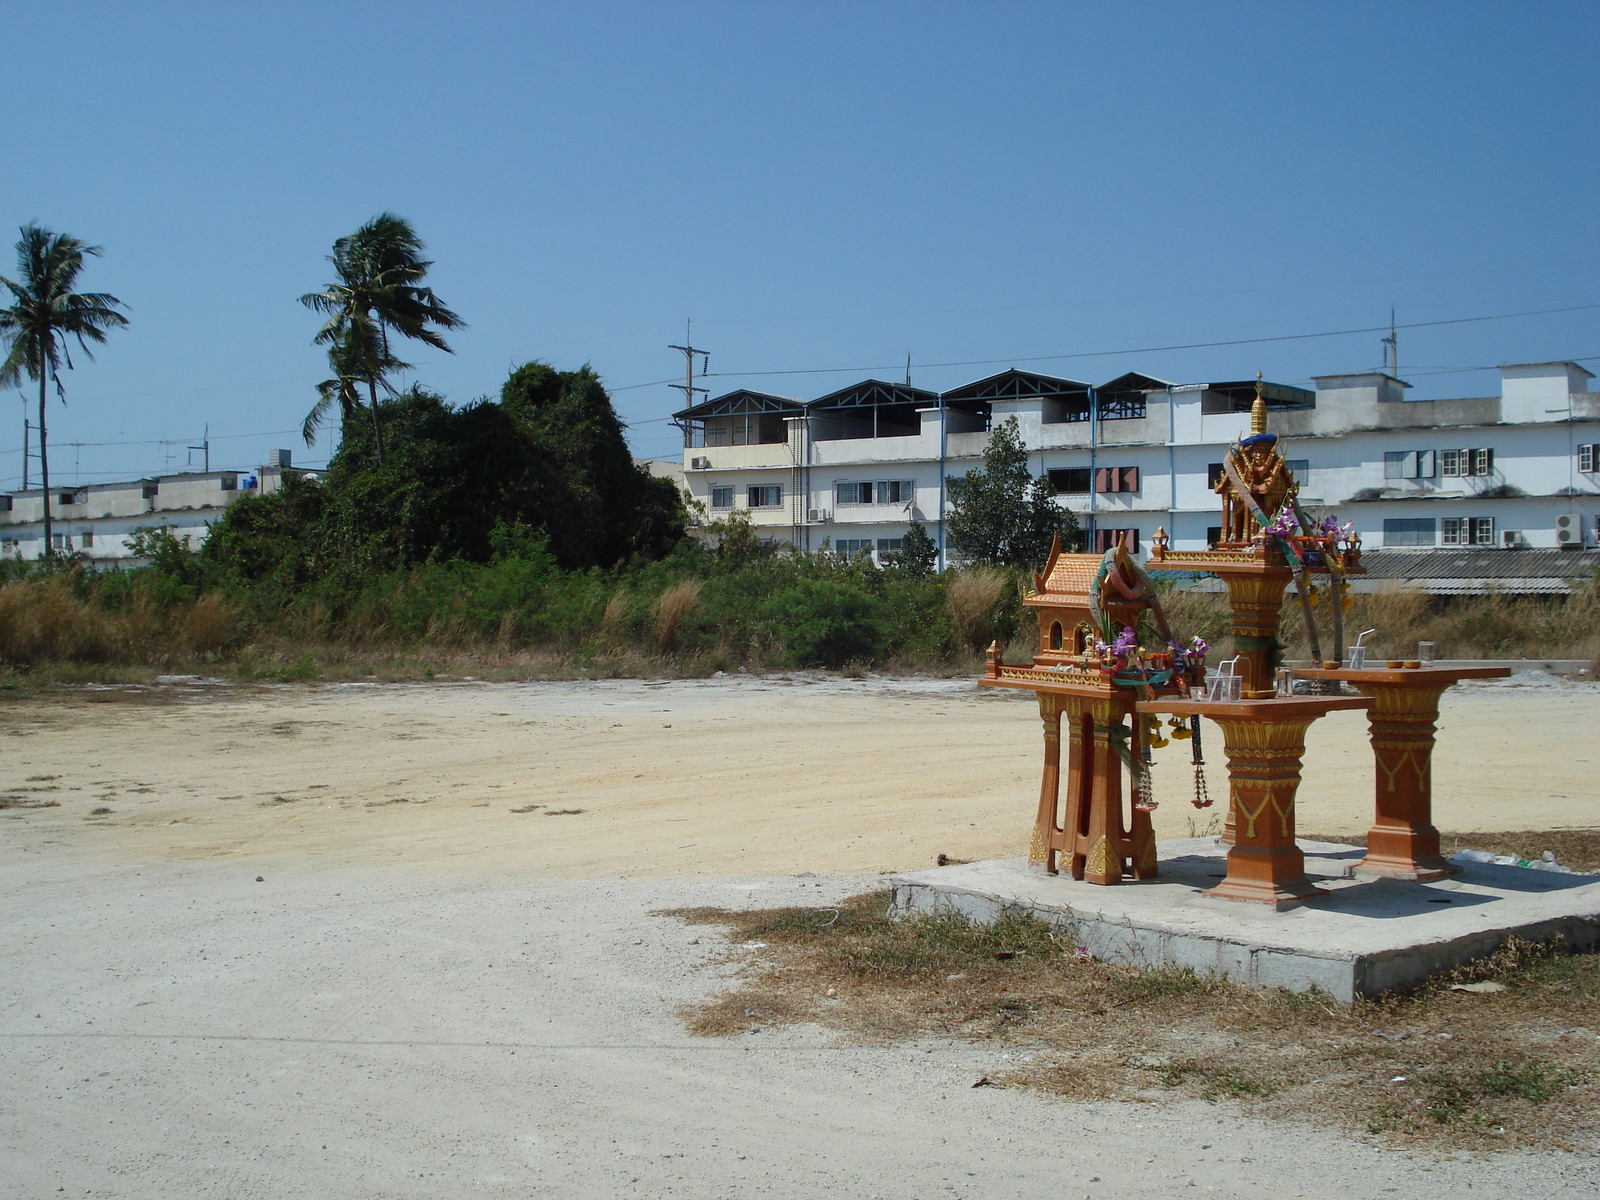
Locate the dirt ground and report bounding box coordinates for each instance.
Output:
[3,672,1598,1198]
[3,671,1596,878]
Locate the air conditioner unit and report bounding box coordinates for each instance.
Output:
[807,509,831,524]
[690,457,710,471]
[1502,529,1526,549]
[1555,513,1583,548]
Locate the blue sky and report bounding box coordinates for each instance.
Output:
[3,1,1597,488]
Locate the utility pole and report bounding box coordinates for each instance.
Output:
[21,419,29,491]
[668,319,709,411]
[188,425,210,473]
[1382,304,1398,378]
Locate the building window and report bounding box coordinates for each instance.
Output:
[142,484,159,500]
[876,538,902,553]
[81,530,93,548]
[747,485,783,508]
[1098,395,1147,420]
[1578,444,1598,474]
[1441,448,1494,477]
[58,492,77,506]
[1049,622,1063,650]
[1384,450,1435,480]
[836,480,913,505]
[710,486,734,510]
[1092,528,1140,553]
[703,413,786,447]
[1048,467,1092,495]
[1206,526,1223,548]
[1286,459,1309,478]
[1382,518,1436,547]
[0,495,12,512]
[835,538,874,557]
[1443,516,1496,546]
[1094,466,1140,493]
[220,474,237,491]
[1207,463,1225,489]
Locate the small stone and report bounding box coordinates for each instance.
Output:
[255,876,264,883]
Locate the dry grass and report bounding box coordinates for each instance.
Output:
[946,568,1008,653]
[652,579,703,651]
[1157,576,1600,665]
[0,578,237,665]
[599,591,633,646]
[663,888,1599,1152]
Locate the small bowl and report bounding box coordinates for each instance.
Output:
[1403,660,1421,669]
[1321,660,1338,669]
[1386,660,1403,668]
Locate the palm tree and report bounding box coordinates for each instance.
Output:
[301,328,392,447]
[0,225,127,557]
[299,214,464,465]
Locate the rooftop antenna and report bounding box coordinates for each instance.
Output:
[905,353,912,387]
[187,424,210,473]
[1381,304,1398,377]
[668,318,708,409]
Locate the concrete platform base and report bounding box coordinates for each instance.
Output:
[889,838,1600,1002]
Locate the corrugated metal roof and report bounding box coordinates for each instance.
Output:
[1353,549,1600,595]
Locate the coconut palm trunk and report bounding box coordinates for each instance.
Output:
[37,352,51,555]
[368,375,387,466]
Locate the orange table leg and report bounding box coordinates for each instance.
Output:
[1203,715,1328,909]
[1357,684,1458,880]
[1030,694,1062,871]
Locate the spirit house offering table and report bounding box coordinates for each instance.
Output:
[1293,664,1510,880]
[907,391,1600,991]
[982,379,1379,908]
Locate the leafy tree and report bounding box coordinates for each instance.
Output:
[300,213,464,464]
[206,363,686,584]
[0,225,127,555]
[945,417,1079,569]
[883,521,938,576]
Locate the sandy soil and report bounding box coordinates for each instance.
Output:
[3,673,1598,1197]
[3,672,1596,878]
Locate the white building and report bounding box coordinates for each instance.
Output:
[674,360,1600,588]
[0,451,315,563]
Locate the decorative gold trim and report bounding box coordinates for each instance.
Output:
[1136,829,1158,873]
[1028,827,1047,865]
[1085,836,1112,878]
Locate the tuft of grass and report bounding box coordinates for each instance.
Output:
[1113,964,1229,1001]
[945,568,1008,653]
[652,580,703,651]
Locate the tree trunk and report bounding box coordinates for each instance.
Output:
[38,347,51,559]
[368,376,386,468]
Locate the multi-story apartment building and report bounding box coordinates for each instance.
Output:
[0,452,314,562]
[675,360,1600,585]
